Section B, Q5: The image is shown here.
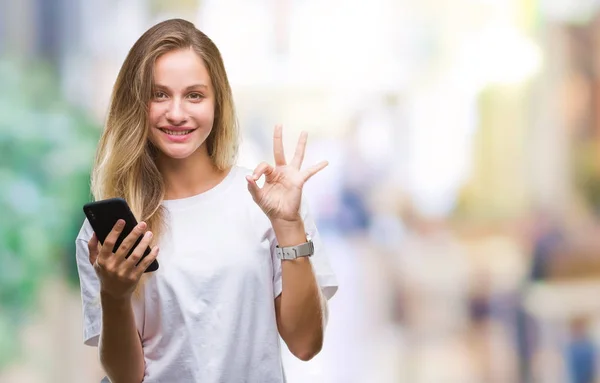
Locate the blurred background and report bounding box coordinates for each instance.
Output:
[3,0,600,382]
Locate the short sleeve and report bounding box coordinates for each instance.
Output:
[270,199,339,300]
[75,219,102,347]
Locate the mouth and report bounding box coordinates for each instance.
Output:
[159,128,195,136]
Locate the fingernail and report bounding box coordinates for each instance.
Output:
[139,222,147,229]
[146,231,153,239]
[117,219,125,228]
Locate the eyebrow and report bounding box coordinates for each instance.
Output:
[154,84,209,91]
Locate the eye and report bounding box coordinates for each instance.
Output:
[188,92,204,101]
[153,91,168,100]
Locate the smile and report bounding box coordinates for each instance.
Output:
[159,129,195,136]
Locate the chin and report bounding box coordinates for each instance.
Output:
[160,147,199,160]
[153,140,209,160]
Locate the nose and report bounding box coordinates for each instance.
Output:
[165,99,187,125]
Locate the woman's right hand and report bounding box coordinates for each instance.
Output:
[88,220,159,300]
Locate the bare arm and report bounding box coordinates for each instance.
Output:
[88,220,159,382]
[273,219,326,361]
[99,294,145,383]
[245,125,331,361]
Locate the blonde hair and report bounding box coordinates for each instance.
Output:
[91,19,238,243]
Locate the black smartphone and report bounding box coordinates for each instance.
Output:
[83,198,159,273]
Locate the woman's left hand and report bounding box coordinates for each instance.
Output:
[246,125,328,223]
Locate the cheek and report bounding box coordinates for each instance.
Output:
[147,104,163,145]
[147,127,160,148]
[148,103,163,125]
[191,102,215,126]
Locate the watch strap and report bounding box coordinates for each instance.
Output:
[275,239,314,260]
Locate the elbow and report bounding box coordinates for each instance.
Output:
[101,370,144,383]
[293,347,321,362]
[288,334,323,362]
[99,353,144,383]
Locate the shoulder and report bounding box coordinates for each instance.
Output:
[224,165,259,202]
[229,165,253,184]
[225,165,273,226]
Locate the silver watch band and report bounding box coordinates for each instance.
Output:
[275,238,314,260]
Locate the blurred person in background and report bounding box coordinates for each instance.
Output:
[515,210,563,382]
[524,210,600,383]
[74,18,338,383]
[566,316,597,383]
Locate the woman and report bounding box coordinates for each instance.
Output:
[75,18,338,383]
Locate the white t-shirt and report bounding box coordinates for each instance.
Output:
[75,166,339,382]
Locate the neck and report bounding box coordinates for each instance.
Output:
[156,145,230,200]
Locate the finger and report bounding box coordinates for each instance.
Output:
[125,231,154,268]
[291,131,308,170]
[301,160,329,183]
[134,246,160,278]
[88,233,100,265]
[115,221,148,259]
[251,162,274,181]
[273,124,286,166]
[100,219,126,260]
[246,175,262,202]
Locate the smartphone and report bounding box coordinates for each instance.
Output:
[83,198,159,273]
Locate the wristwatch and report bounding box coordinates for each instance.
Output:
[275,237,314,260]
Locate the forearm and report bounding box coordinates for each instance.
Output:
[99,293,145,383]
[272,219,325,361]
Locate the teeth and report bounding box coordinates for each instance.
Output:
[162,129,192,136]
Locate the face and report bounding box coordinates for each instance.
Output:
[148,48,215,160]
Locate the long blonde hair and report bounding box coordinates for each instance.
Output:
[91,19,238,242]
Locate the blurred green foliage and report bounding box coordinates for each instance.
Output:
[0,57,100,367]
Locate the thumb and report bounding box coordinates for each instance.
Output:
[246,175,261,203]
[88,232,100,265]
